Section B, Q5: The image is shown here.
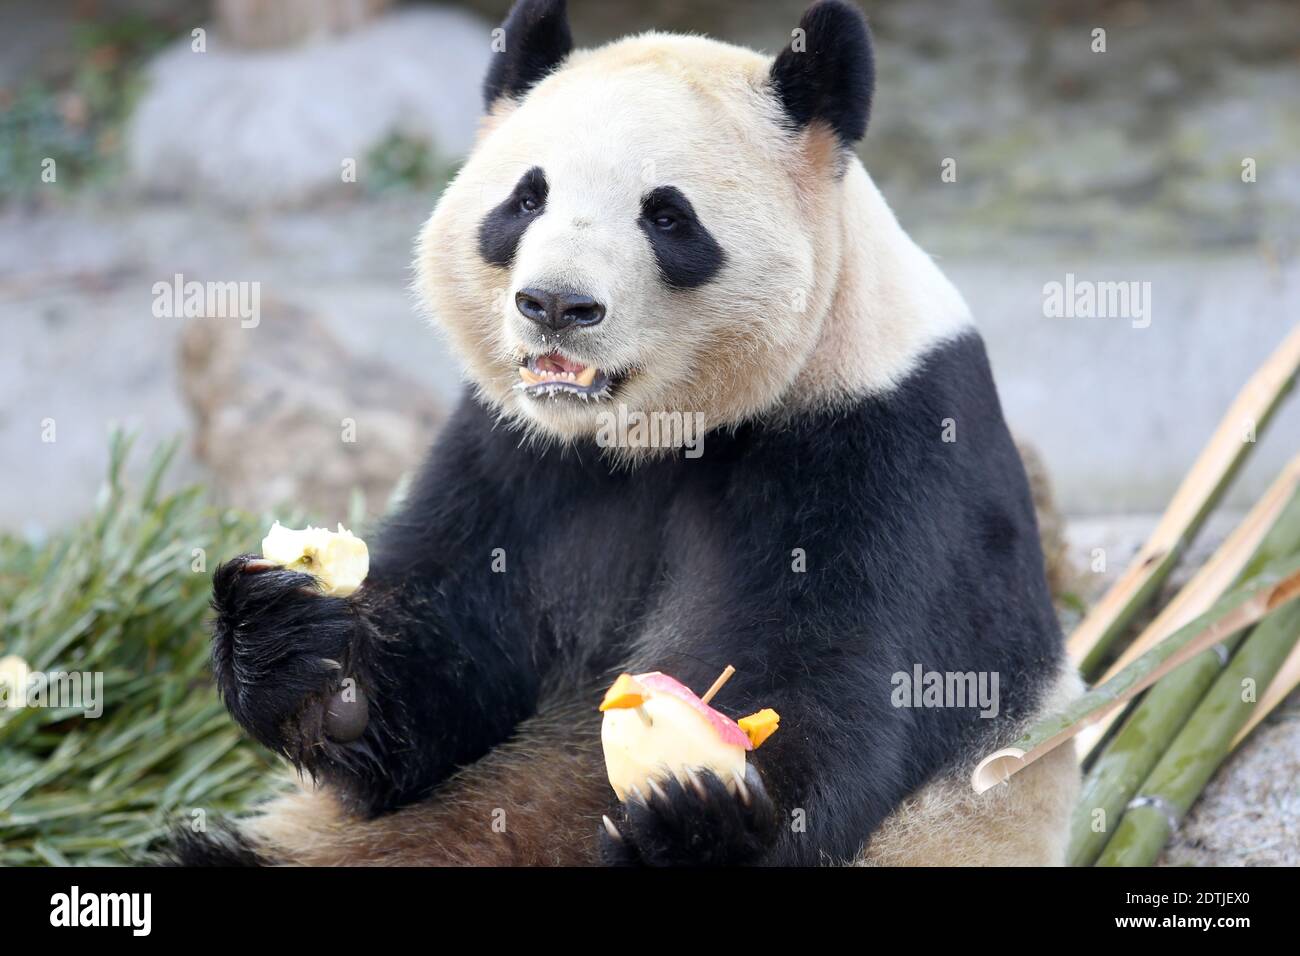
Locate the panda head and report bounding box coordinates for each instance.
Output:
[416,0,878,444]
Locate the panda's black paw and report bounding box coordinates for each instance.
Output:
[210,555,365,764]
[598,765,779,866]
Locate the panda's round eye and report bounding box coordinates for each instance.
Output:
[652,212,678,232]
[519,194,540,214]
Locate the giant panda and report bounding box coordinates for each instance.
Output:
[176,0,1081,867]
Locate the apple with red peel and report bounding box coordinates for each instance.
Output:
[599,670,778,801]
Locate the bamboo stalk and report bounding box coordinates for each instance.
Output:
[1231,639,1300,749]
[1068,471,1300,865]
[1098,458,1300,682]
[1094,600,1300,866]
[971,558,1300,794]
[1067,324,1300,681]
[1073,456,1300,759]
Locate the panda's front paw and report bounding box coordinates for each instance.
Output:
[599,765,779,866]
[210,555,366,765]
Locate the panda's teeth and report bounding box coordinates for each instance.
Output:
[519,357,602,392]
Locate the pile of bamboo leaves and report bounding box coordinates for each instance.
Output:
[977,325,1300,866]
[0,434,282,865]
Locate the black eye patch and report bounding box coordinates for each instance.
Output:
[638,186,726,289]
[478,167,549,268]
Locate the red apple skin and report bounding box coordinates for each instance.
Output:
[634,672,753,750]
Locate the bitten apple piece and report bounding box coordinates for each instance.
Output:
[599,671,779,801]
[260,521,369,597]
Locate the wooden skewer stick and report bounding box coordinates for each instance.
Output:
[700,665,736,705]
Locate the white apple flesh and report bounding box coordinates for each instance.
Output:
[260,521,369,597]
[601,672,752,801]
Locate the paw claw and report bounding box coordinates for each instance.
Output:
[685,767,707,800]
[732,769,751,807]
[602,815,622,841]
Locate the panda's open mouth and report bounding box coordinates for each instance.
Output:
[517,352,622,400]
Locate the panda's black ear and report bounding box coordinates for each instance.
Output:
[770,0,875,146]
[483,0,573,110]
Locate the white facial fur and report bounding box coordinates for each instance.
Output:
[415,31,972,447]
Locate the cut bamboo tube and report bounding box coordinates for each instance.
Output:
[1067,324,1300,681]
[1095,600,1300,866]
[1068,470,1300,865]
[972,559,1300,794]
[1231,639,1300,749]
[1073,456,1300,758]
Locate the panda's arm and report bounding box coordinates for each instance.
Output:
[322,398,562,815]
[210,396,554,817]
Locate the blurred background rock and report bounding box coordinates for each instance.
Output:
[179,294,445,517]
[1,0,1298,862]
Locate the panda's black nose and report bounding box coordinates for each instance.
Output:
[515,288,605,332]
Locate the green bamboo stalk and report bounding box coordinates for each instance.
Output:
[1068,480,1300,865]
[1232,638,1300,748]
[1095,598,1300,866]
[971,556,1300,794]
[1074,458,1300,762]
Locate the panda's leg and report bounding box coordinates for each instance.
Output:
[219,661,1080,867]
[233,699,612,866]
[206,399,567,818]
[858,660,1083,866]
[228,685,780,867]
[856,742,1079,866]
